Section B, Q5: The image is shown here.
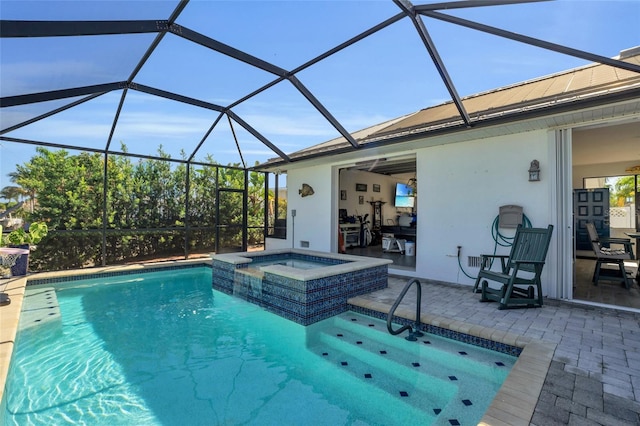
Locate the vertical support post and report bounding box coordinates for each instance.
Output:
[101,152,108,266]
[215,166,219,254]
[242,168,249,251]
[263,172,269,242]
[184,162,191,259]
[275,172,280,222]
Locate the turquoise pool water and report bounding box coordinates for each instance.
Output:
[250,258,328,270]
[3,267,515,425]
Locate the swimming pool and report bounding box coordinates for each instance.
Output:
[2,267,515,425]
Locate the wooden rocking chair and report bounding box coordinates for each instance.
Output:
[585,222,634,289]
[475,225,554,309]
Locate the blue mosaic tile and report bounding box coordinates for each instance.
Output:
[347,305,523,357]
[27,263,210,286]
[213,252,388,326]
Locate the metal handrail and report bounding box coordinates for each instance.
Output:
[386,278,424,341]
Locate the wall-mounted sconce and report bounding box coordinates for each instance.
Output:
[299,183,315,197]
[528,160,540,182]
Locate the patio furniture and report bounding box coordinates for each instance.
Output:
[586,222,634,289]
[477,224,554,309]
[0,247,29,306]
[625,232,640,282]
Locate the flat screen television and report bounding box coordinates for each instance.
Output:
[394,183,415,208]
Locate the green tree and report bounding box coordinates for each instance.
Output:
[607,176,635,207]
[11,148,103,229]
[8,146,274,270]
[0,185,26,204]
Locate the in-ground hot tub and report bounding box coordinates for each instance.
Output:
[211,249,392,325]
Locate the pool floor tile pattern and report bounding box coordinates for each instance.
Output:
[310,312,502,425]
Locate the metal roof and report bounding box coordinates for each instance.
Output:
[262,49,640,168]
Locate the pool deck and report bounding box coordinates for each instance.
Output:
[2,262,640,425]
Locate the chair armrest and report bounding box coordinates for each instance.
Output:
[600,237,633,245]
[512,260,545,265]
[478,254,510,274]
[479,254,509,259]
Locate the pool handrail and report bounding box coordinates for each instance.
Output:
[386,278,424,341]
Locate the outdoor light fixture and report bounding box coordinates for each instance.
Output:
[528,160,540,182]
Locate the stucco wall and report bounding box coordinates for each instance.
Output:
[281,129,556,294]
[416,130,553,288]
[283,164,334,251]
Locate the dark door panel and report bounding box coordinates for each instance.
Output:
[574,188,610,251]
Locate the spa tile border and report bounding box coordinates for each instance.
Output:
[246,252,348,266]
[213,255,388,325]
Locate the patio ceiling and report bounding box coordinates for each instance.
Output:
[1,0,639,174]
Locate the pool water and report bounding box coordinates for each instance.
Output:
[251,258,327,270]
[3,267,515,425]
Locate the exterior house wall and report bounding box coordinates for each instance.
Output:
[416,130,554,292]
[280,164,334,251]
[279,128,558,295]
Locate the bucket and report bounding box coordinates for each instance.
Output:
[405,241,415,256]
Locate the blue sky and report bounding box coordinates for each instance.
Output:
[1,0,639,194]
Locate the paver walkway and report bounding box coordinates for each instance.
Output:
[352,276,640,426]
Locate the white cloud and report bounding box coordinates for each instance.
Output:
[240,113,336,137]
[1,60,120,97]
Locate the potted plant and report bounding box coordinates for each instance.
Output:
[6,221,48,276]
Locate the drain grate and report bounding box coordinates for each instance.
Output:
[467,256,482,268]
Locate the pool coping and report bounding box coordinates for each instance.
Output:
[212,248,392,281]
[1,259,553,425]
[347,296,556,426]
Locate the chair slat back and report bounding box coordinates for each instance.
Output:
[585,222,603,253]
[507,225,554,273]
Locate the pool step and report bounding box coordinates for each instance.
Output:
[328,313,510,384]
[315,330,455,407]
[19,287,61,332]
[309,312,513,425]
